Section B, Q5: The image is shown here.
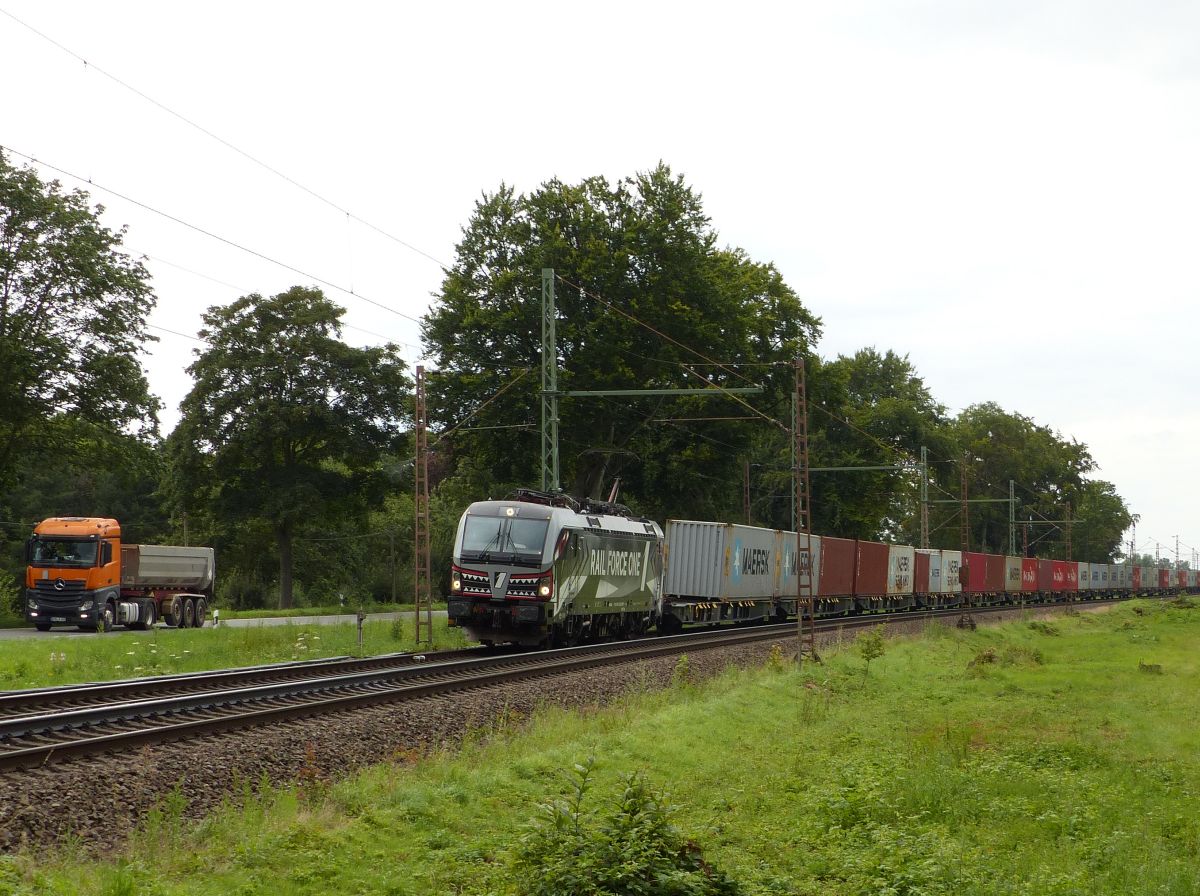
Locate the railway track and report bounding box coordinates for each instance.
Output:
[0,597,1123,772]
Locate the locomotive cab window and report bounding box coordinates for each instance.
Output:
[461,515,550,564]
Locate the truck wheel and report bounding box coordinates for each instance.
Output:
[183,598,196,628]
[142,601,157,629]
[100,602,115,632]
[193,598,208,628]
[35,623,51,632]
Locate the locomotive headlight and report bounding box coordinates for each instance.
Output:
[451,577,462,593]
[539,583,552,597]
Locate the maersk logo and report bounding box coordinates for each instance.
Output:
[732,540,770,580]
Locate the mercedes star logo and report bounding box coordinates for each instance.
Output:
[54,578,65,591]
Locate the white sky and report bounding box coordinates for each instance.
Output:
[2,1,1195,561]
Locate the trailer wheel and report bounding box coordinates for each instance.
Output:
[193,598,208,628]
[182,598,196,628]
[163,596,182,627]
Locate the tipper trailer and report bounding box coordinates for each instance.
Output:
[24,517,214,632]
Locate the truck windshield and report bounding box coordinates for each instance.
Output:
[461,516,549,564]
[29,538,98,567]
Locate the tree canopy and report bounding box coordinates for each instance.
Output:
[422,164,821,523]
[0,150,159,494]
[170,286,412,608]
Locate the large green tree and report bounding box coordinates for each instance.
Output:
[171,286,412,608]
[0,150,160,493]
[422,164,820,522]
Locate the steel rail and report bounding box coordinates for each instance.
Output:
[0,596,1134,772]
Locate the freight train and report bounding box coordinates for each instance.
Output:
[446,489,1194,647]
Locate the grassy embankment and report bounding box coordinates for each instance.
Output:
[4,599,1200,895]
[0,618,470,690]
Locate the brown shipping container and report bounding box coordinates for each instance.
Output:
[914,550,931,594]
[855,540,890,597]
[985,554,1005,592]
[818,536,856,596]
[1037,559,1055,591]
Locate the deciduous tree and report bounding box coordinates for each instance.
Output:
[171,286,411,608]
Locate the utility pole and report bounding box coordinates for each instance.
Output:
[959,455,969,552]
[1064,502,1072,560]
[744,459,751,525]
[794,358,816,664]
[540,269,560,492]
[414,365,433,646]
[1008,480,1016,556]
[919,446,929,549]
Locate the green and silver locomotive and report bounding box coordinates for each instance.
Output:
[447,490,664,647]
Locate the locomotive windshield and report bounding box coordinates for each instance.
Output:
[29,537,98,567]
[461,515,549,565]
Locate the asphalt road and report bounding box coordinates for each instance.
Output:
[0,610,446,640]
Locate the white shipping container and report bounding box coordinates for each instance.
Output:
[780,532,821,599]
[887,545,915,596]
[1004,556,1023,593]
[663,521,784,601]
[941,550,963,594]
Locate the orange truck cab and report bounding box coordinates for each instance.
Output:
[25,517,215,632]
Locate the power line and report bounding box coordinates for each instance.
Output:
[1,145,424,327]
[0,6,450,273]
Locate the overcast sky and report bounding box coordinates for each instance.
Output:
[3,1,1195,561]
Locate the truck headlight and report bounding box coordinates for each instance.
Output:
[79,600,94,611]
[27,599,37,610]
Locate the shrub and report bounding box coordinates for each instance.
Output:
[857,626,886,677]
[511,758,740,896]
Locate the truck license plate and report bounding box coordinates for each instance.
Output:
[51,616,67,622]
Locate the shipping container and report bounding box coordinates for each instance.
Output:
[1021,558,1039,592]
[985,553,1005,593]
[941,550,963,595]
[855,540,890,607]
[887,545,915,596]
[1076,562,1090,593]
[915,550,934,594]
[1004,556,1023,593]
[1037,559,1055,593]
[962,551,990,594]
[818,537,856,597]
[1159,569,1172,590]
[663,521,781,601]
[1052,560,1075,593]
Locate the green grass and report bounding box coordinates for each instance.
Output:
[5,599,1200,895]
[0,617,470,690]
[217,601,447,620]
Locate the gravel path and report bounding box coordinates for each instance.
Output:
[0,604,1102,855]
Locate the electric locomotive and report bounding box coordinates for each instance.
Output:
[446,489,664,647]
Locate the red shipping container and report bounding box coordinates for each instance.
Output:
[1159,569,1171,589]
[818,537,856,597]
[962,552,989,593]
[915,551,931,594]
[1066,563,1079,590]
[855,540,890,597]
[1021,558,1039,592]
[1132,567,1143,590]
[1177,570,1188,589]
[1037,559,1055,591]
[1052,560,1073,591]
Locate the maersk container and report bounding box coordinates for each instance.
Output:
[855,540,890,597]
[1004,556,1023,593]
[819,537,856,597]
[782,532,821,600]
[887,545,915,596]
[663,521,781,601]
[941,550,963,594]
